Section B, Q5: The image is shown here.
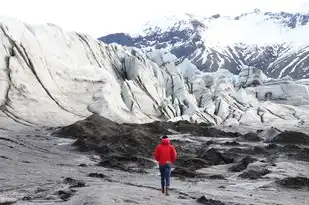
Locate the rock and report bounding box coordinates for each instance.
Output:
[88,173,107,178]
[240,132,263,142]
[276,177,309,189]
[228,156,257,172]
[63,177,86,188]
[238,169,271,180]
[270,131,309,145]
[197,196,226,205]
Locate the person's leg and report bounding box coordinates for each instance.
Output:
[159,165,165,193]
[165,164,171,196]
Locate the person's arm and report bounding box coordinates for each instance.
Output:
[170,145,177,163]
[153,145,160,162]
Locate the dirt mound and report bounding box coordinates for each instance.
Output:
[53,114,240,172]
[270,131,309,145]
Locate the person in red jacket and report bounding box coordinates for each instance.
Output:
[153,135,177,196]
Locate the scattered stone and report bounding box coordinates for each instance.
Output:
[197,196,226,205]
[88,173,107,178]
[78,163,87,167]
[228,156,257,172]
[270,131,309,145]
[239,169,271,180]
[63,177,86,188]
[276,177,309,189]
[21,196,33,201]
[57,189,76,201]
[240,132,263,142]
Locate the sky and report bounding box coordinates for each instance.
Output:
[1,0,309,37]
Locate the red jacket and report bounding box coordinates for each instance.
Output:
[153,138,177,165]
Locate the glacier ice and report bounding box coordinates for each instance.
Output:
[0,16,309,130]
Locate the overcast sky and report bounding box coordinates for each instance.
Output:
[1,0,309,37]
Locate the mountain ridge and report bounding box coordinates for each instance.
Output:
[99,10,309,79]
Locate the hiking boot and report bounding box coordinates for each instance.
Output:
[165,187,169,196]
[161,187,165,194]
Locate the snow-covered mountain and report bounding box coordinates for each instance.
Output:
[99,10,309,79]
[1,16,309,131]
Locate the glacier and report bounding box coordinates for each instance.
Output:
[0,17,309,131]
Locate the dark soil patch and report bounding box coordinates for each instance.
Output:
[228,156,257,172]
[172,167,205,178]
[239,169,271,180]
[270,131,309,145]
[276,177,309,189]
[199,148,234,165]
[240,132,263,142]
[175,155,210,170]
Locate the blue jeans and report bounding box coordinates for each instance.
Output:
[159,164,171,188]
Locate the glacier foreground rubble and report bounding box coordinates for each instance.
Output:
[0,17,309,130]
